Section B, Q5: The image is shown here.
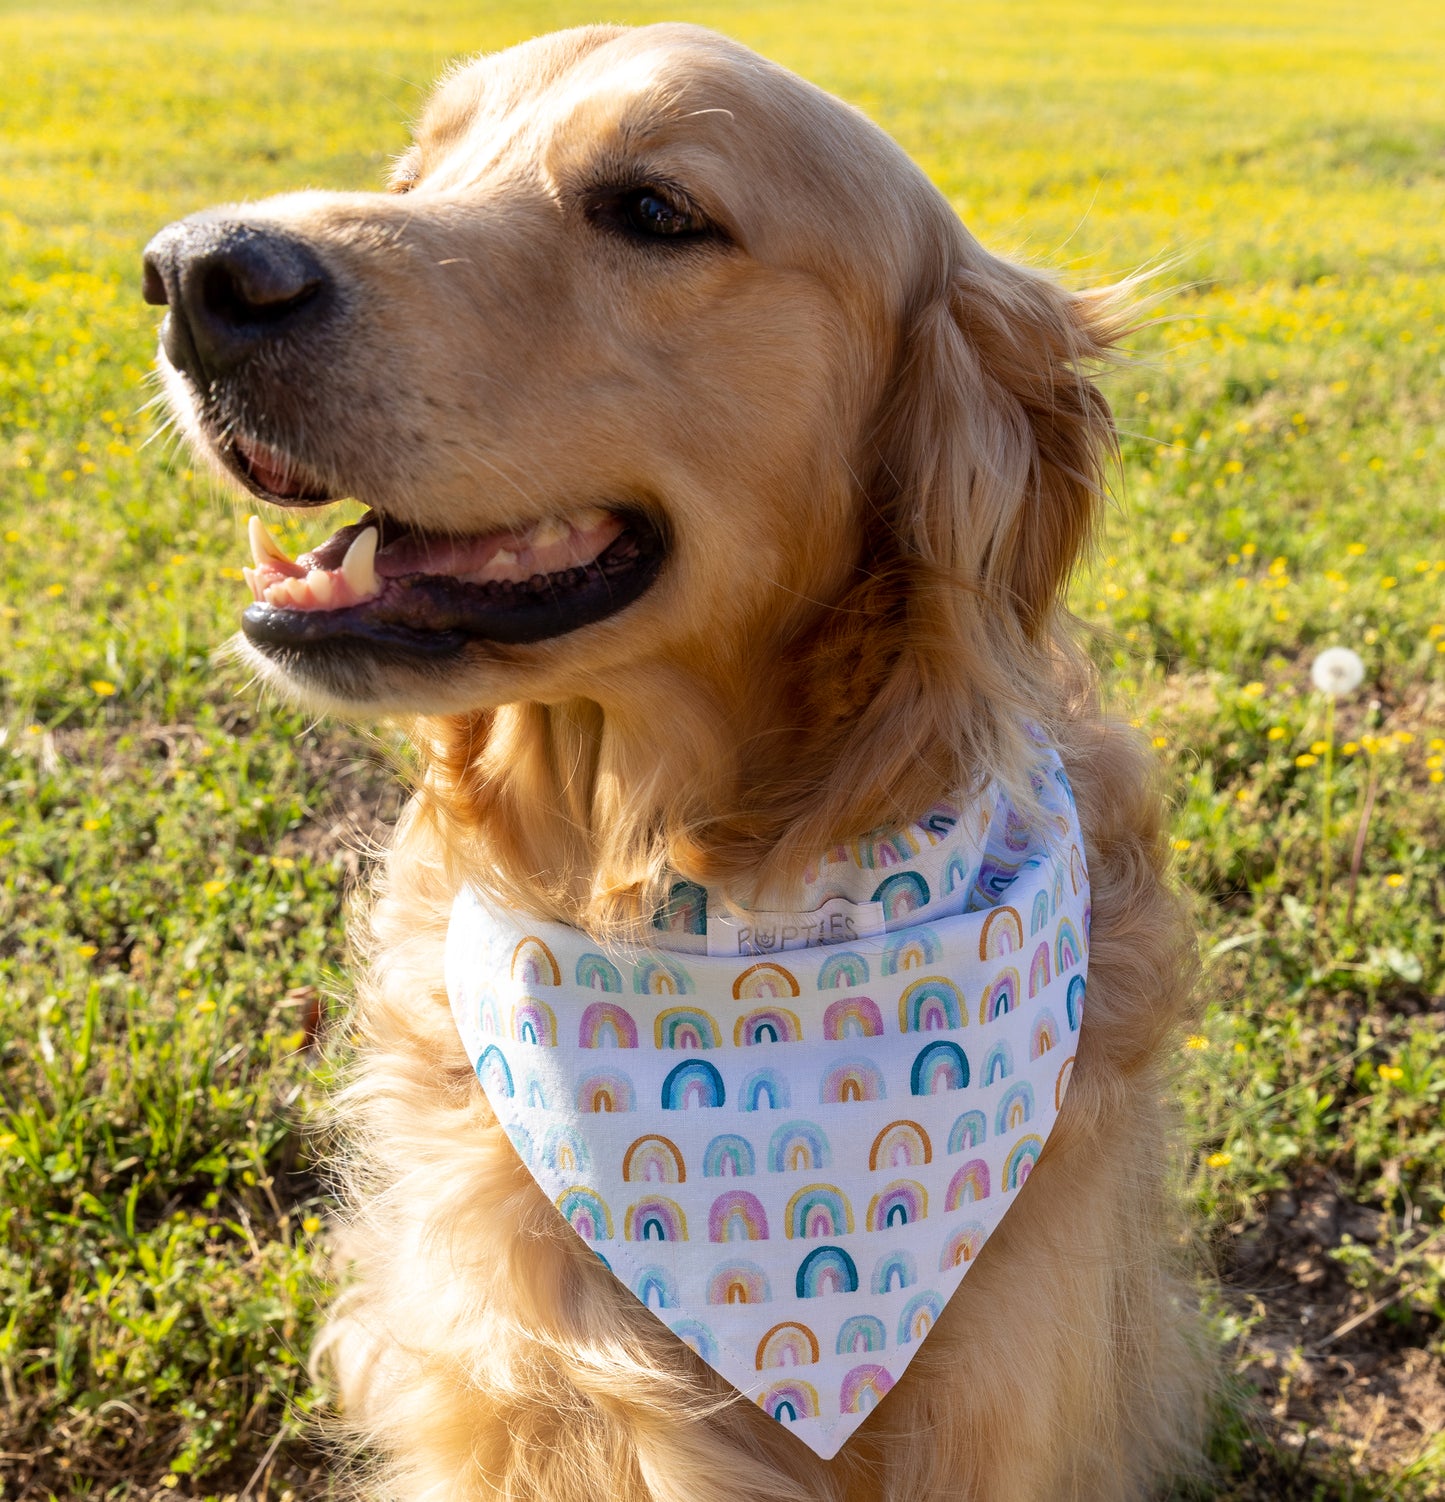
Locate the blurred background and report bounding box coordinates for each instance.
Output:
[1,1,1441,1497]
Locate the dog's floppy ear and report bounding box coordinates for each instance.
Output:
[877,250,1126,648]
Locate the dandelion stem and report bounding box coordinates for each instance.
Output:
[1345,755,1380,928]
[1318,694,1335,934]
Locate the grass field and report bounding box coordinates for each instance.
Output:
[2,1,1442,1497]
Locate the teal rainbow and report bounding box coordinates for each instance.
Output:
[784,1183,855,1239]
[853,825,919,868]
[503,1122,532,1166]
[633,956,693,996]
[982,1039,1014,1086]
[943,853,969,894]
[978,967,1018,1024]
[871,870,930,921]
[795,1244,859,1298]
[881,927,942,975]
[671,1318,718,1362]
[870,1249,916,1293]
[574,951,623,993]
[1004,1134,1045,1190]
[995,1080,1035,1135]
[897,1289,944,1344]
[657,879,707,936]
[1055,917,1083,975]
[768,1120,830,1173]
[1030,887,1051,935]
[1066,975,1085,1031]
[899,975,965,1032]
[946,1109,987,1153]
[702,1133,756,1178]
[816,950,869,989]
[836,1314,887,1355]
[822,995,884,1040]
[839,1362,894,1414]
[578,999,637,1048]
[634,1265,678,1309]
[556,1185,612,1241]
[522,1074,548,1109]
[740,1066,790,1111]
[654,1006,720,1050]
[475,1044,513,1098]
[624,1194,688,1242]
[910,1039,969,1095]
[661,1058,725,1110]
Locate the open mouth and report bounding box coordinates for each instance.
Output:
[239,503,667,656]
[229,432,337,505]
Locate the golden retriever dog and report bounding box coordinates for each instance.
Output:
[144,23,1206,1500]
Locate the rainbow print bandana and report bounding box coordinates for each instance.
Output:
[445,746,1089,1459]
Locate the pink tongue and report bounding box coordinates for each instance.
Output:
[374,530,511,580]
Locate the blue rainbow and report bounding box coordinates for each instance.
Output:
[671,1319,718,1362]
[503,1123,533,1167]
[881,927,942,975]
[574,951,623,993]
[995,1080,1035,1135]
[1055,917,1083,975]
[740,1067,790,1111]
[836,1314,887,1355]
[946,1109,987,1153]
[475,1044,514,1098]
[1066,975,1085,1031]
[784,1183,854,1239]
[795,1244,859,1298]
[657,879,708,936]
[943,853,969,894]
[540,1123,591,1173]
[982,1039,1014,1086]
[1004,1134,1045,1190]
[556,1186,612,1241]
[871,870,930,921]
[702,1133,756,1178]
[910,1040,969,1095]
[816,950,869,989]
[870,1249,917,1293]
[661,1059,726,1110]
[1030,887,1052,935]
[899,976,965,1033]
[522,1074,548,1110]
[634,1265,678,1309]
[897,1290,944,1345]
[633,956,693,996]
[768,1120,831,1173]
[654,1006,720,1050]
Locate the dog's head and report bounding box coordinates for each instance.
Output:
[146,24,1124,911]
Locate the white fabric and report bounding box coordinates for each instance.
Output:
[446,746,1089,1459]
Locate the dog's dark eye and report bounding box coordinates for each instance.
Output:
[623,189,704,238]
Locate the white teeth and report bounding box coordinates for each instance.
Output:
[530,517,569,549]
[572,506,610,531]
[340,526,380,600]
[492,547,518,567]
[306,569,335,606]
[248,514,292,567]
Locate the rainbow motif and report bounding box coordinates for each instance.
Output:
[504,1123,533,1166]
[522,1075,549,1110]
[899,976,965,1033]
[978,905,1024,960]
[816,951,869,990]
[511,997,557,1046]
[946,1109,987,1154]
[939,1223,985,1269]
[576,1069,635,1113]
[946,1158,991,1207]
[540,1123,590,1173]
[661,1059,726,1110]
[819,995,881,1040]
[868,1119,933,1171]
[978,967,1019,1025]
[734,1006,804,1045]
[622,1134,686,1184]
[574,952,623,993]
[870,1249,917,1293]
[768,1120,831,1173]
[974,855,1022,905]
[1069,843,1087,895]
[881,927,942,976]
[633,956,693,996]
[739,1067,790,1111]
[919,804,961,844]
[657,879,707,936]
[733,962,800,1000]
[511,936,560,987]
[1055,917,1083,975]
[1030,1008,1059,1059]
[756,1379,820,1424]
[625,1195,688,1242]
[839,1362,894,1415]
[577,1000,638,1048]
[708,1189,770,1242]
[702,1133,756,1178]
[1066,975,1085,1031]
[1030,887,1052,935]
[475,1044,514,1098]
[1083,901,1092,942]
[1055,1054,1075,1109]
[707,1260,771,1305]
[1050,858,1066,916]
[866,1179,928,1230]
[820,1058,886,1104]
[982,1039,1014,1086]
[556,1186,612,1241]
[1001,806,1031,852]
[654,1006,720,1050]
[755,1320,820,1369]
[784,1184,855,1239]
[871,870,930,921]
[994,1080,1035,1135]
[795,1244,859,1298]
[1055,764,1076,806]
[853,825,919,868]
[835,1314,887,1355]
[476,996,502,1037]
[909,1040,969,1095]
[1027,941,1052,997]
[897,1290,944,1345]
[1004,1134,1044,1190]
[634,1265,678,1309]
[943,853,969,894]
[670,1319,717,1362]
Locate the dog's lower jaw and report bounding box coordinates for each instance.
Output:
[317,721,1207,1502]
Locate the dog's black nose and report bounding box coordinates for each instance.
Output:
[142,219,332,386]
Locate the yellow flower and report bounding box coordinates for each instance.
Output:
[1242,682,1264,697]
[1223,460,1243,475]
[1380,576,1398,589]
[1295,753,1318,767]
[1241,542,1257,557]
[1169,528,1189,544]
[1376,1064,1404,1083]
[202,879,227,898]
[1184,1034,1209,1051]
[1384,874,1405,889]
[82,818,101,832]
[46,582,65,597]
[89,680,116,697]
[1309,741,1329,755]
[177,988,194,1000]
[1172,838,1192,852]
[1393,730,1415,745]
[1267,727,1286,742]
[1347,542,1367,556]
[1152,735,1168,749]
[196,998,217,1014]
[77,944,98,958]
[3,530,18,543]
[303,1215,322,1235]
[1206,1151,1233,1169]
[1342,741,1359,755]
[270,855,296,870]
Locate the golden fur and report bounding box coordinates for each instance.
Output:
[157,23,1208,1498]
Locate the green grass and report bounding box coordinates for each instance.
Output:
[2,1,1442,1497]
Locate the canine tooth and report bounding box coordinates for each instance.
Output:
[307,569,335,606]
[571,506,610,531]
[242,565,260,601]
[340,526,380,599]
[530,517,568,548]
[248,514,292,566]
[492,547,518,567]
